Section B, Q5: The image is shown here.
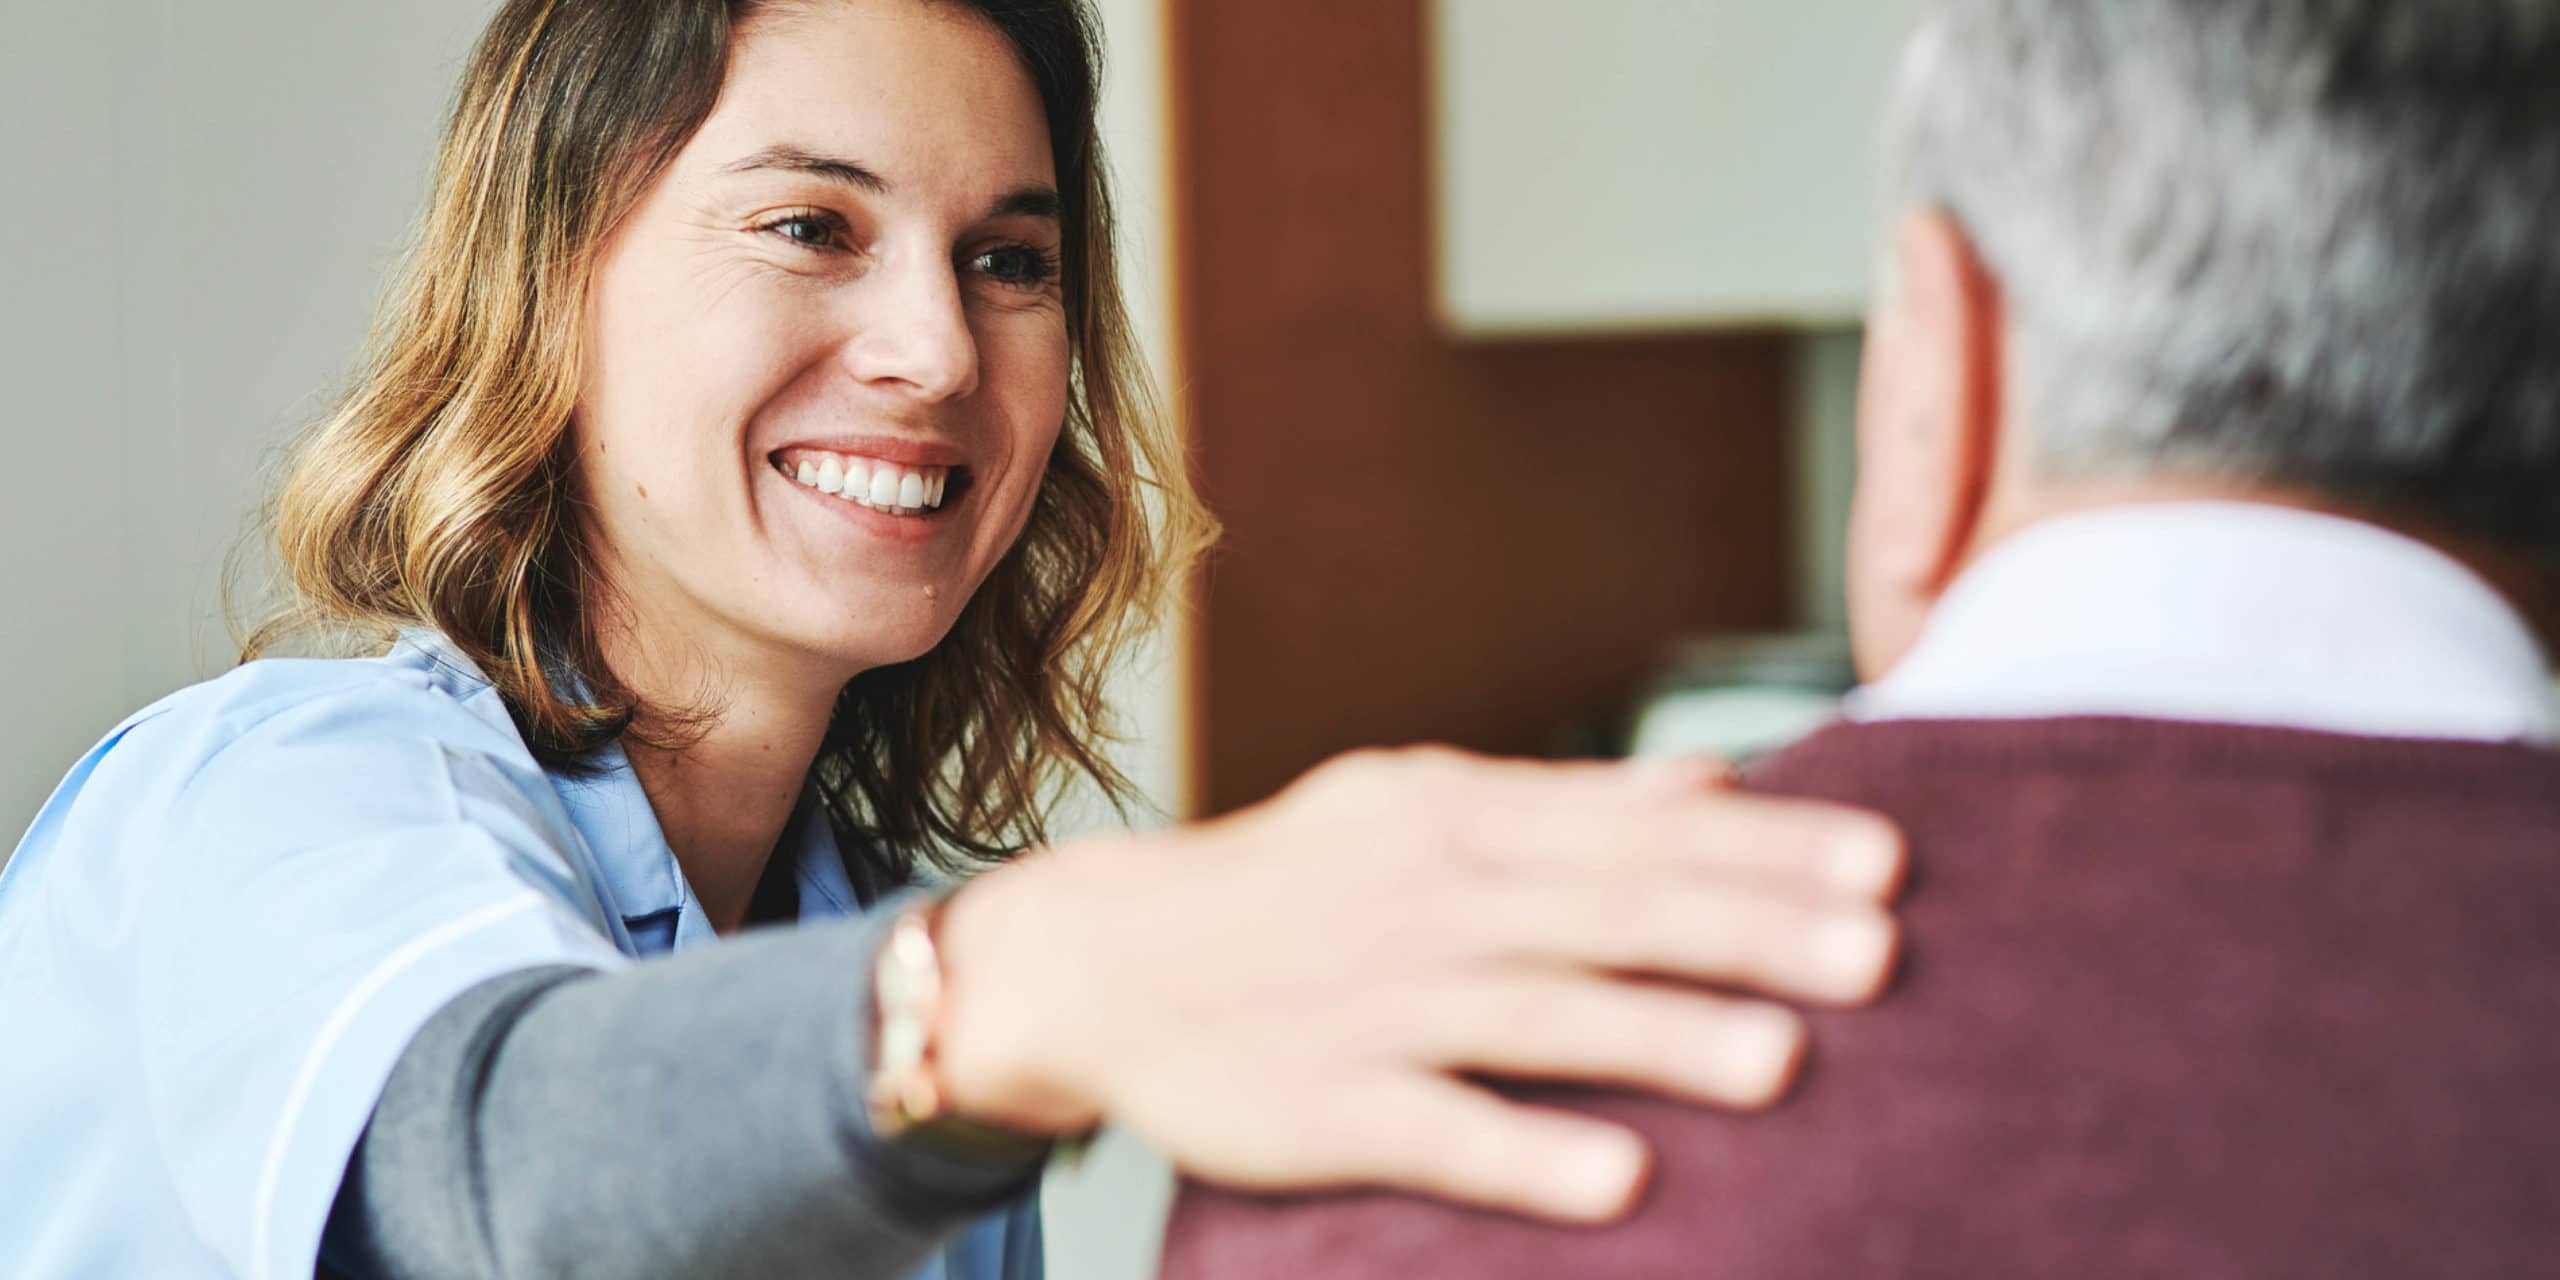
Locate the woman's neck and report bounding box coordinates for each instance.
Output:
[599,613,850,935]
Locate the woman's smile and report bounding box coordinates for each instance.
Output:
[766,438,977,546]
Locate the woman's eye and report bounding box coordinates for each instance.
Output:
[759,214,844,252]
[971,244,1061,289]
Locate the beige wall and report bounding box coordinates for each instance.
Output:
[1,0,492,835]
[1432,0,1923,334]
[1,1,127,832]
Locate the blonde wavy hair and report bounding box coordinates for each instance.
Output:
[243,0,1214,875]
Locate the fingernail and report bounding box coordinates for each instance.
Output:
[1554,1132,1648,1220]
[1818,914,1896,999]
[1720,1007,1808,1104]
[1826,824,1902,897]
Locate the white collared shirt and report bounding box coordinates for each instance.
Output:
[1846,502,2558,744]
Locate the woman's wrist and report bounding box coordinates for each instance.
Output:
[926,843,1122,1138]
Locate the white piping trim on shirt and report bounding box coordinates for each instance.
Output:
[251,891,553,1280]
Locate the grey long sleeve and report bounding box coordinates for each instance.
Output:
[317,897,1047,1280]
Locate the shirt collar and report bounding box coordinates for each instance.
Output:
[1847,502,2558,743]
[547,738,704,945]
[785,786,866,916]
[549,739,879,948]
[397,629,872,948]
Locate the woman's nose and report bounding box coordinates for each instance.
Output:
[843,256,981,403]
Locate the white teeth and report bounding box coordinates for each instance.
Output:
[782,455,952,514]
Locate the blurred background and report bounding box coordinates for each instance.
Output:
[0,1,1920,1275]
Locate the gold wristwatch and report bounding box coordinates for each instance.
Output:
[866,890,1064,1163]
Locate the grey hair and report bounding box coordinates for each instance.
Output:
[1880,0,2560,556]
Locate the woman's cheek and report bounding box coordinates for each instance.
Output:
[1003,315,1073,439]
[980,310,1070,432]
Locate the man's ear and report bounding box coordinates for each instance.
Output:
[1845,209,2005,677]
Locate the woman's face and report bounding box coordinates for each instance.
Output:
[575,0,1068,685]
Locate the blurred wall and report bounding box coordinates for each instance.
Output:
[1175,0,1802,816]
[1433,0,1922,334]
[1796,331,1863,633]
[0,0,496,836]
[2,2,127,831]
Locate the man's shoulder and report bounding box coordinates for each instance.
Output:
[1159,717,2560,1280]
[1744,714,2560,813]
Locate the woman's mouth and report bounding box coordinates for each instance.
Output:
[769,447,966,518]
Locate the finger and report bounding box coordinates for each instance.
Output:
[1324,749,1903,902]
[1618,753,1742,794]
[1403,748,1730,794]
[1406,975,1808,1110]
[1480,786,1906,903]
[1482,879,1900,1005]
[1298,1076,1654,1224]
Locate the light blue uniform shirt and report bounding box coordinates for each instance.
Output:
[0,632,1039,1280]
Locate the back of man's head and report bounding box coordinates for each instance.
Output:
[1853,0,2560,671]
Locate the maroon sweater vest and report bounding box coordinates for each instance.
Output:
[1158,718,2560,1279]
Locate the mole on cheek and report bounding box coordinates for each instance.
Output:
[924,585,940,601]
[637,484,649,499]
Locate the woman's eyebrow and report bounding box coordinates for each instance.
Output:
[720,145,890,193]
[717,146,1057,224]
[987,187,1062,223]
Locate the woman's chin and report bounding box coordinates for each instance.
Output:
[773,608,960,679]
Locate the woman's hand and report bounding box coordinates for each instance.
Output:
[930,746,1903,1224]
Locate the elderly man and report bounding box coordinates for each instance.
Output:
[1158,1,2560,1275]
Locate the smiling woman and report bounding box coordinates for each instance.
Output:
[255,0,1189,906]
[0,3,1906,1280]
